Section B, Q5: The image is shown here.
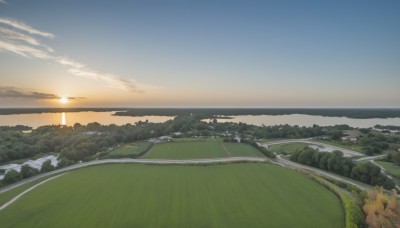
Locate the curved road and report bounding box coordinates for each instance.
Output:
[261,138,363,157]
[274,154,370,191]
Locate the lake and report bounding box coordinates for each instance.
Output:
[1,112,400,129]
[0,112,174,128]
[210,114,400,128]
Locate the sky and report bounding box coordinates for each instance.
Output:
[0,0,399,108]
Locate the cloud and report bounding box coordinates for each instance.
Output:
[0,17,54,38]
[0,0,7,4]
[0,85,85,100]
[0,17,149,93]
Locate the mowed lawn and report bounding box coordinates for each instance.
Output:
[106,142,152,158]
[222,142,264,157]
[144,141,264,159]
[269,143,309,154]
[0,164,344,228]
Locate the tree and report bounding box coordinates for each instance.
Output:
[3,169,22,184]
[57,158,75,168]
[363,187,400,227]
[41,160,55,173]
[20,164,39,179]
[392,152,400,166]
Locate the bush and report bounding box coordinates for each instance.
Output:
[3,169,22,184]
[41,160,55,173]
[310,176,364,228]
[57,158,75,168]
[20,164,40,179]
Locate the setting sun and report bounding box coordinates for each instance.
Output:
[60,96,68,104]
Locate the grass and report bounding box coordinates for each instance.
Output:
[222,143,264,157]
[143,141,264,159]
[0,175,56,206]
[105,142,152,158]
[269,143,309,154]
[144,141,227,159]
[0,164,344,228]
[312,139,364,152]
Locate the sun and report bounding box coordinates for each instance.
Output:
[60,96,69,104]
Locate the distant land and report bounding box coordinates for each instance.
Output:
[1,108,400,119]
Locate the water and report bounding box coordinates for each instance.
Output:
[0,112,174,128]
[1,112,400,129]
[211,114,400,128]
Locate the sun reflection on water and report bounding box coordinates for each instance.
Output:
[61,112,66,125]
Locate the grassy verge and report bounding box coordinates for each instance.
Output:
[309,175,364,228]
[312,139,363,152]
[104,142,153,159]
[269,143,308,155]
[376,161,400,184]
[0,174,57,206]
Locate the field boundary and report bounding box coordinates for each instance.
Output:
[219,142,232,156]
[307,173,363,228]
[0,157,268,194]
[0,173,66,211]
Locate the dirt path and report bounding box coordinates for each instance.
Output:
[219,142,231,156]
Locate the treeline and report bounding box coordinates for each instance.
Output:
[375,125,400,131]
[0,125,32,131]
[358,133,399,155]
[290,147,396,190]
[0,115,207,163]
[1,158,74,186]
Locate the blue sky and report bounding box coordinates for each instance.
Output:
[0,0,399,107]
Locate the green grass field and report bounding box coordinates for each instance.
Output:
[0,164,344,228]
[106,142,152,158]
[0,175,57,206]
[143,141,264,159]
[269,143,309,154]
[312,139,363,152]
[222,143,264,157]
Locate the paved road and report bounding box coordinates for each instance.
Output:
[274,154,371,191]
[354,155,387,162]
[261,139,363,157]
[371,160,400,191]
[0,157,267,194]
[0,174,66,211]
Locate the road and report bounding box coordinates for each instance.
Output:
[0,174,66,211]
[261,138,363,157]
[354,155,387,162]
[371,160,400,191]
[274,154,370,191]
[261,139,399,192]
[0,157,267,194]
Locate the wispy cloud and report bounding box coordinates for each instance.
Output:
[0,18,54,38]
[0,17,149,93]
[0,85,85,100]
[0,0,7,5]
